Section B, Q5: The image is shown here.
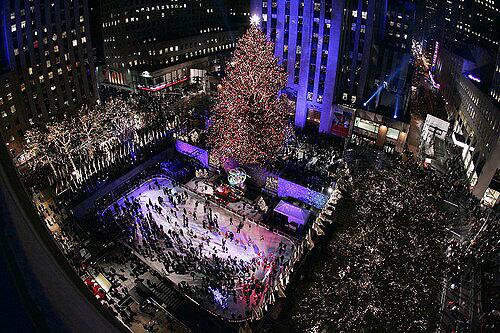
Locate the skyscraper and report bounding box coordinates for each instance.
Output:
[99,0,249,91]
[435,44,499,205]
[251,0,343,132]
[251,0,415,137]
[441,0,498,53]
[430,0,499,204]
[0,0,97,156]
[414,0,443,64]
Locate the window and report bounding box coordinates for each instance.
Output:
[354,118,379,133]
[387,128,400,140]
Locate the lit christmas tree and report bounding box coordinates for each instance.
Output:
[208,23,290,167]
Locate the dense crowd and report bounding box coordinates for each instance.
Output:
[285,150,498,332]
[23,78,497,331]
[276,128,343,191]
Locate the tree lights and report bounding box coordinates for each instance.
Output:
[22,96,166,190]
[208,25,290,167]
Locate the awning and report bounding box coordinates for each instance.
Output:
[94,273,112,292]
[274,200,310,226]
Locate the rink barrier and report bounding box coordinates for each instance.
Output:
[250,185,345,321]
[99,173,345,322]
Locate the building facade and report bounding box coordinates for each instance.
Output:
[251,0,415,136]
[436,45,500,205]
[99,0,249,92]
[414,0,442,64]
[442,0,498,54]
[0,0,97,156]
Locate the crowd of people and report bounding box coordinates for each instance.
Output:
[276,128,344,192]
[285,149,498,332]
[96,176,293,320]
[85,247,185,332]
[21,80,497,332]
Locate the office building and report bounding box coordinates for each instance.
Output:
[414,0,442,64]
[251,0,415,140]
[435,44,500,205]
[441,0,498,54]
[0,0,98,156]
[99,0,249,92]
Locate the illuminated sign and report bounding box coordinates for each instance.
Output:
[467,74,481,83]
[138,76,189,92]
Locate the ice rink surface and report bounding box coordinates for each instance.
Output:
[106,177,295,319]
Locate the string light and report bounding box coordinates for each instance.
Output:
[208,25,290,167]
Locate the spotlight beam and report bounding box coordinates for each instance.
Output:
[363,67,402,107]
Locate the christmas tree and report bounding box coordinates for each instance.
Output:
[208,23,290,167]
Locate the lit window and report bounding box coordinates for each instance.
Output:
[387,128,400,140]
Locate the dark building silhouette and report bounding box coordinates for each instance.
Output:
[0,0,98,156]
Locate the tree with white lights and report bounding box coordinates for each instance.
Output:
[46,118,80,179]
